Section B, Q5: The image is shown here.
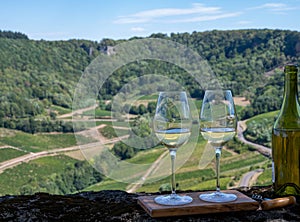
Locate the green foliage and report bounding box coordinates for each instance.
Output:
[83,108,111,118]
[130,115,152,138]
[126,147,165,164]
[112,114,157,160]
[1,29,300,132]
[0,155,102,195]
[129,104,148,115]
[254,168,272,186]
[99,125,116,138]
[0,130,89,152]
[50,105,71,115]
[171,29,299,95]
[221,154,266,172]
[83,177,128,192]
[0,148,26,162]
[158,183,171,192]
[147,101,157,114]
[0,30,28,39]
[245,119,273,147]
[2,29,296,194]
[0,36,104,132]
[2,118,77,134]
[240,69,287,119]
[99,125,130,139]
[112,141,136,160]
[226,137,251,154]
[96,29,300,119]
[244,111,278,147]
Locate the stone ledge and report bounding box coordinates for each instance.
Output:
[0,189,299,221]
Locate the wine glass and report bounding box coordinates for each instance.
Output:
[153,91,193,205]
[199,89,237,202]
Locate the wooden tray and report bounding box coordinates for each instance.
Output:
[137,190,259,218]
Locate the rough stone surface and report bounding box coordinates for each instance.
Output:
[0,187,299,221]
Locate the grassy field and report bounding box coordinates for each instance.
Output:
[50,105,72,115]
[0,148,27,162]
[133,149,270,193]
[0,129,91,152]
[98,125,130,139]
[221,152,266,172]
[96,120,113,126]
[82,108,111,118]
[81,134,271,193]
[0,135,272,194]
[0,102,274,195]
[126,147,166,164]
[244,110,279,147]
[83,178,128,191]
[137,94,158,100]
[254,168,272,186]
[0,155,78,195]
[246,110,279,123]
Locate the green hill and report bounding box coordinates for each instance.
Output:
[1,29,297,194]
[0,29,299,132]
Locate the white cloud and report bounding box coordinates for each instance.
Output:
[114,3,239,24]
[168,12,242,23]
[132,3,220,17]
[249,3,294,12]
[131,27,145,32]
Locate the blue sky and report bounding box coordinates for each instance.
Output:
[1,0,300,41]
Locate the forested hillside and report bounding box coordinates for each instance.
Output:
[1,29,300,132]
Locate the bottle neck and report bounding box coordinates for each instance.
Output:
[274,67,300,130]
[282,72,300,114]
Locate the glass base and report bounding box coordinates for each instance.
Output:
[199,191,237,203]
[154,194,193,206]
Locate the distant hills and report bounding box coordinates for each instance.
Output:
[0,29,299,131]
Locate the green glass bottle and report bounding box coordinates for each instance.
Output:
[272,65,300,196]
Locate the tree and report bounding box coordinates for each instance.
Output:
[138,104,147,115]
[112,142,136,160]
[147,101,156,114]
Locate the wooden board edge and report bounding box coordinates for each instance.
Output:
[137,191,260,218]
[149,202,259,218]
[137,197,153,216]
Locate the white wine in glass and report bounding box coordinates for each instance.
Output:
[201,127,236,146]
[155,128,191,149]
[153,91,193,206]
[199,90,238,203]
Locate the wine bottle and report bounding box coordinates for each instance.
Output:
[272,65,300,196]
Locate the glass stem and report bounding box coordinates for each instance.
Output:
[170,149,177,196]
[215,147,222,194]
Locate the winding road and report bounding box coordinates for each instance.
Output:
[239,169,264,187]
[237,121,271,157]
[236,121,272,187]
[0,136,129,173]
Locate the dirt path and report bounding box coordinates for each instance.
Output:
[233,97,250,106]
[0,95,133,176]
[0,105,130,174]
[57,104,98,119]
[0,145,25,152]
[126,150,169,193]
[0,134,129,173]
